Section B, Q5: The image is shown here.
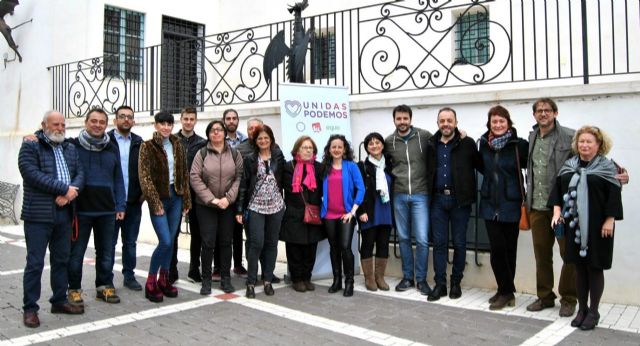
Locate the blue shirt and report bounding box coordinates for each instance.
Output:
[114,131,131,199]
[435,140,453,191]
[225,131,247,148]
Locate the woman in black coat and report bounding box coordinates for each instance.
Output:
[280,135,326,292]
[356,132,394,292]
[478,105,528,310]
[550,126,623,331]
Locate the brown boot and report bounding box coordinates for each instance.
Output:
[361,258,377,291]
[374,258,390,291]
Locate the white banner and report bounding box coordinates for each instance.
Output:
[279,83,352,159]
[279,83,359,280]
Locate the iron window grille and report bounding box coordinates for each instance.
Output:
[455,11,490,65]
[103,6,145,80]
[313,30,336,80]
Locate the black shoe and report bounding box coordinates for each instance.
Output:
[200,279,211,295]
[187,269,202,283]
[220,277,235,293]
[246,285,255,299]
[264,283,275,296]
[427,284,447,301]
[124,278,143,291]
[168,269,179,284]
[395,278,415,292]
[271,275,282,284]
[328,276,342,293]
[488,291,500,304]
[417,281,431,296]
[579,311,600,331]
[343,279,354,297]
[571,310,588,328]
[449,283,462,299]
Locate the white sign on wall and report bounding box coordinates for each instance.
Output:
[279,83,352,158]
[279,83,359,279]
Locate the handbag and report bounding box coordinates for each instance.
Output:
[300,189,322,225]
[515,144,530,231]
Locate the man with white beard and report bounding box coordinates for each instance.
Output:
[18,111,86,328]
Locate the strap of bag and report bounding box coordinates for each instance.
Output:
[514,143,525,203]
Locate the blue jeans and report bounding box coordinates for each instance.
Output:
[68,214,116,289]
[149,187,183,274]
[23,207,72,312]
[393,193,430,282]
[112,202,142,281]
[431,194,471,286]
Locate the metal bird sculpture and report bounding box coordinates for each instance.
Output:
[263,0,313,84]
[0,0,21,62]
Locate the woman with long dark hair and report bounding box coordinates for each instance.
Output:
[477,105,528,310]
[321,134,365,297]
[236,125,285,298]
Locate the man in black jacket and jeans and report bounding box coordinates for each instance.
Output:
[427,107,481,301]
[109,105,144,291]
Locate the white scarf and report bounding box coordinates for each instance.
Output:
[368,155,390,203]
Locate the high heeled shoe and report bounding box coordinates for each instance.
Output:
[571,310,587,328]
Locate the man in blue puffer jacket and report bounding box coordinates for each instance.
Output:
[19,110,85,328]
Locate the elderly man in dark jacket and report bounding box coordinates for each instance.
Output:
[427,107,482,301]
[18,111,85,328]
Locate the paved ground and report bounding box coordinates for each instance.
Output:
[1,224,639,346]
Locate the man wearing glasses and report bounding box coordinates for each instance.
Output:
[109,105,144,291]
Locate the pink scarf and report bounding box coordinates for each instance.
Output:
[292,154,317,193]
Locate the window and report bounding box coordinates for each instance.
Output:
[104,6,145,80]
[454,11,489,65]
[312,30,336,80]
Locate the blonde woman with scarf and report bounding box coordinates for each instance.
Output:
[280,136,326,293]
[550,126,623,331]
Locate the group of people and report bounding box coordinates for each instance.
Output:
[18,97,626,332]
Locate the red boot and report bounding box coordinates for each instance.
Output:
[145,274,163,303]
[158,269,178,298]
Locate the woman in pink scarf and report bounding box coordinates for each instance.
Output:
[280,136,326,292]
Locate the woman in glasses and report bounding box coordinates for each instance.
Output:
[190,120,243,295]
[280,136,326,293]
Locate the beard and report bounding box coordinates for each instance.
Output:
[45,129,65,143]
[226,123,237,132]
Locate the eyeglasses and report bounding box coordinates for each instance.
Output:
[211,128,225,134]
[116,114,134,120]
[299,146,314,151]
[535,108,554,115]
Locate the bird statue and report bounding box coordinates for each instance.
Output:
[263,0,313,84]
[0,0,21,63]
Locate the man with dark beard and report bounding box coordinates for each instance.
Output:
[18,111,85,328]
[427,107,481,301]
[108,106,144,291]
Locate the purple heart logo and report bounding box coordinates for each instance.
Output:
[285,100,302,117]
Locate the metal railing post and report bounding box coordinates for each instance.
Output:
[581,0,589,84]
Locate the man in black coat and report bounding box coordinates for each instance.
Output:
[109,105,144,291]
[427,107,481,301]
[18,110,85,328]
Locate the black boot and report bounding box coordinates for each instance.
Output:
[328,247,342,293]
[343,279,354,297]
[342,249,355,297]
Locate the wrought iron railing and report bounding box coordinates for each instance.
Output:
[48,0,640,117]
